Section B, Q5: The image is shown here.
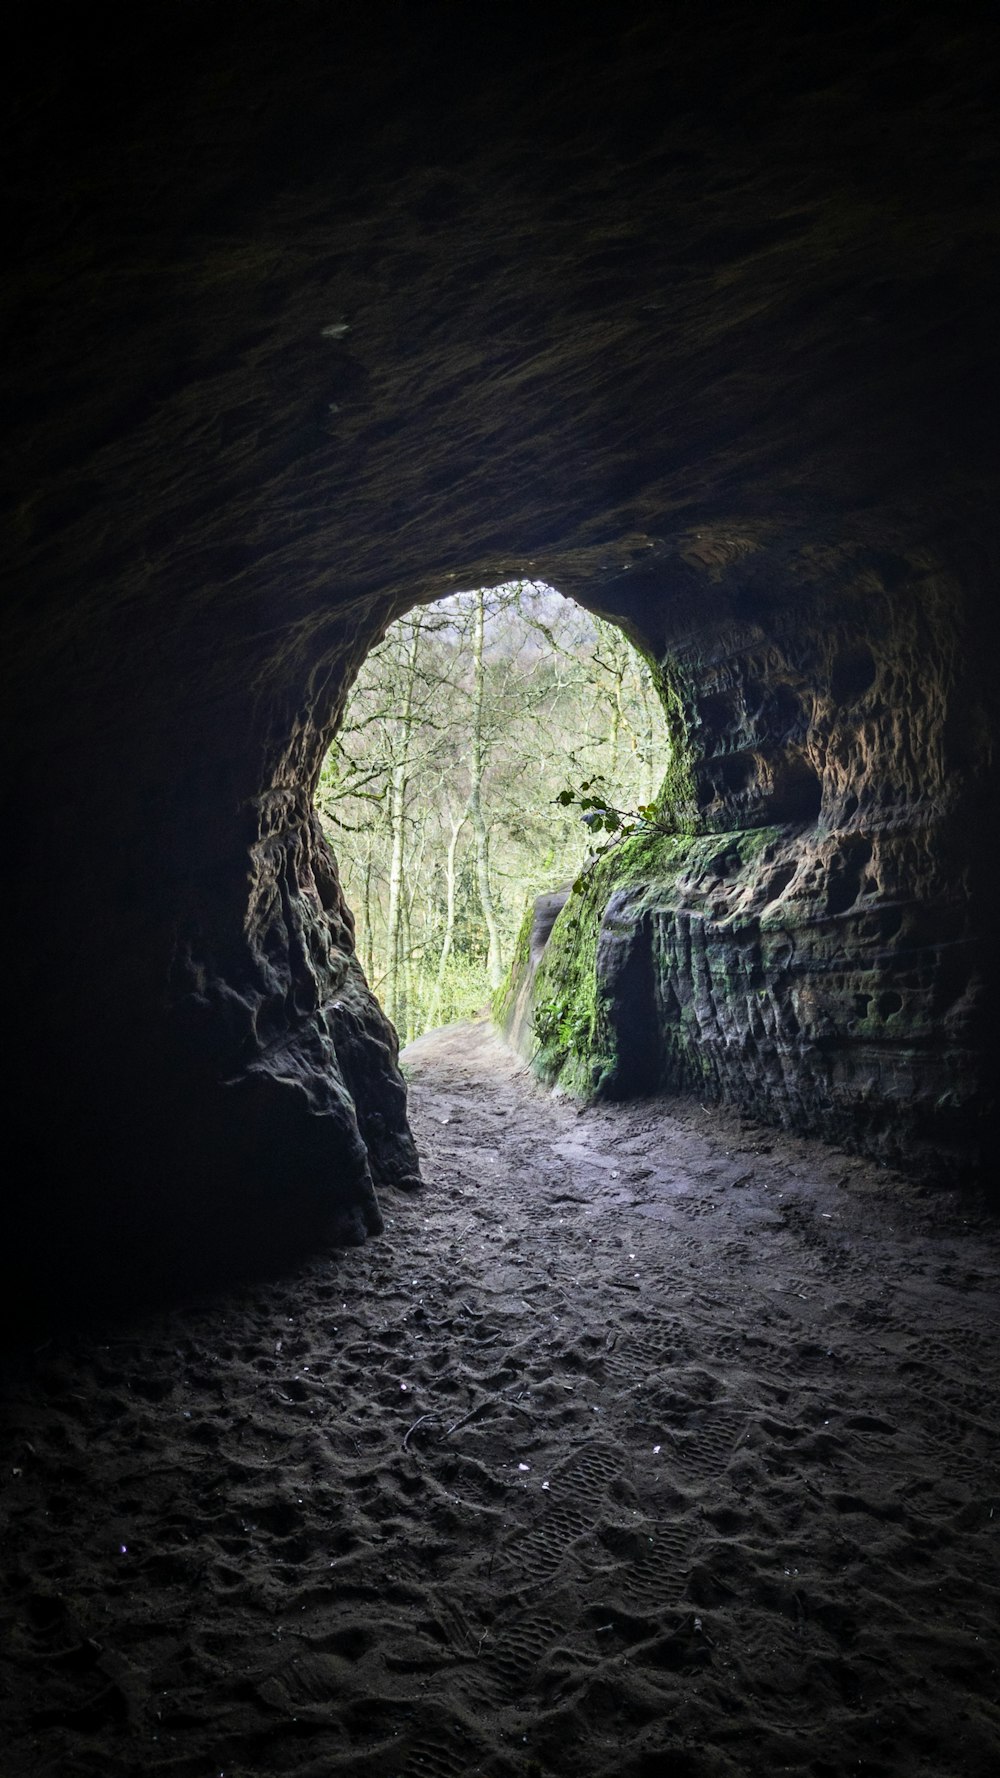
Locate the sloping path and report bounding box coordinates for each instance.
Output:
[1,1021,998,1778]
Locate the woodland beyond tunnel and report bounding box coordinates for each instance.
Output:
[3,2,999,1332]
[318,583,666,1046]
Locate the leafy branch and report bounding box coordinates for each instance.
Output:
[555,776,672,837]
[555,777,676,891]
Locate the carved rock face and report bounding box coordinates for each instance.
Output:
[511,541,993,1172]
[3,9,998,1316]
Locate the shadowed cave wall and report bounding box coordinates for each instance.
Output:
[3,4,998,1325]
[503,536,991,1175]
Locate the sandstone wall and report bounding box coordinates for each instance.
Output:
[522,541,991,1176]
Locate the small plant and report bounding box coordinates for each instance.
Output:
[555,778,676,888]
[530,994,565,1049]
[530,991,594,1061]
[555,776,671,835]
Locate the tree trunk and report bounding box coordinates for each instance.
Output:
[358,830,375,982]
[471,588,504,991]
[384,615,423,1026]
[427,809,466,1028]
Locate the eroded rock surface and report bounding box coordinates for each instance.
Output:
[3,6,998,1315]
[518,544,990,1175]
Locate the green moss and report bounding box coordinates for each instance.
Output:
[492,897,534,1030]
[526,823,785,1100]
[530,875,606,1092]
[529,832,694,1094]
[728,824,783,865]
[604,825,698,885]
[514,631,789,1103]
[649,655,699,831]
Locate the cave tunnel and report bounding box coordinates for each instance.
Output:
[5,1,997,1325]
[3,7,1000,1772]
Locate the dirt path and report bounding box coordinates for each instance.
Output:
[2,1020,998,1777]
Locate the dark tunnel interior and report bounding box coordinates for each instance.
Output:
[2,6,1000,1773]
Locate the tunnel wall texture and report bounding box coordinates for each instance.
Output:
[3,4,998,1317]
[505,538,992,1175]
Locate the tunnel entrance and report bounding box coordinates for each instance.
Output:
[316,582,670,1045]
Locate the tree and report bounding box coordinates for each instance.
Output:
[317,583,667,1041]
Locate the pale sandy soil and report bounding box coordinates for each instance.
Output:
[1,1019,998,1777]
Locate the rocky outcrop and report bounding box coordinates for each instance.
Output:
[520,542,992,1175]
[495,889,573,1059]
[3,6,998,1318]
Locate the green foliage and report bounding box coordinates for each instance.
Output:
[318,582,672,1044]
[531,991,596,1060]
[527,847,625,1095]
[554,775,680,892]
[425,952,493,1028]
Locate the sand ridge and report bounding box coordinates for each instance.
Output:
[1,1019,998,1776]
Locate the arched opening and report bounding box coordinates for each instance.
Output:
[316,582,669,1045]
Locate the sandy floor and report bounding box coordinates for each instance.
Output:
[1,1020,998,1778]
